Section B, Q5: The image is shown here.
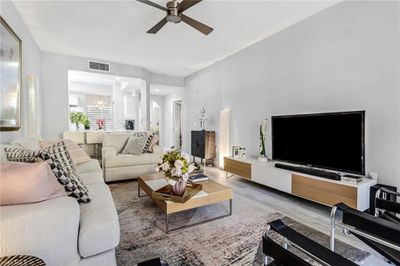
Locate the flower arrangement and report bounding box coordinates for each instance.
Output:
[96,118,104,130]
[155,150,198,196]
[156,150,196,181]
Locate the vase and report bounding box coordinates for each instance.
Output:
[75,123,79,131]
[170,180,187,196]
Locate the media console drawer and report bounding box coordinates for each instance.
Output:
[224,157,251,179]
[292,174,357,208]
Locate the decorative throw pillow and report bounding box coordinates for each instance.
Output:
[132,131,154,152]
[5,147,40,162]
[40,139,91,165]
[121,135,149,155]
[0,162,66,206]
[147,134,160,153]
[39,141,91,203]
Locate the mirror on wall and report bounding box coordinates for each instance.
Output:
[67,70,147,132]
[0,17,22,131]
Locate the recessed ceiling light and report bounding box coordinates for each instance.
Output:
[155,89,160,92]
[115,77,121,80]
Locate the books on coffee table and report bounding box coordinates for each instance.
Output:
[189,173,209,183]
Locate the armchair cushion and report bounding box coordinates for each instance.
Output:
[105,147,162,168]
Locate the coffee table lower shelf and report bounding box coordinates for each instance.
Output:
[164,199,232,233]
[137,174,233,233]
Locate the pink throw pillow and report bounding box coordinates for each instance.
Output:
[0,162,66,206]
[40,139,91,165]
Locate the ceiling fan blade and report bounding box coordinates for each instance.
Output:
[137,0,167,11]
[181,14,213,35]
[147,17,168,34]
[178,0,202,12]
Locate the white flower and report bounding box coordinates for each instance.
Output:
[161,162,170,171]
[174,168,182,177]
[155,166,160,173]
[174,160,183,170]
[188,164,195,173]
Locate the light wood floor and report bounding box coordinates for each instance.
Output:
[203,166,390,266]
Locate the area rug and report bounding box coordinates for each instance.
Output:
[109,181,370,266]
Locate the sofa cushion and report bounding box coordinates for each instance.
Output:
[78,184,120,258]
[40,139,91,165]
[102,133,131,153]
[0,196,81,266]
[80,172,104,185]
[106,151,161,168]
[76,159,102,174]
[10,136,43,151]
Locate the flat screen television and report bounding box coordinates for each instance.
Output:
[271,111,365,175]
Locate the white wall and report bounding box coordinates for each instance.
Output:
[184,1,400,189]
[0,1,42,143]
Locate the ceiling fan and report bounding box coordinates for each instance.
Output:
[137,0,213,35]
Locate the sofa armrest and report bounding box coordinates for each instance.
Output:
[102,146,117,159]
[0,197,81,265]
[102,147,117,168]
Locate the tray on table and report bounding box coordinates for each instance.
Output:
[152,183,203,203]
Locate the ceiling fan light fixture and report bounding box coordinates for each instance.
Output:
[166,15,182,23]
[138,0,213,35]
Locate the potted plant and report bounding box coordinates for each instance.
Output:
[83,118,90,130]
[70,112,86,131]
[155,150,197,196]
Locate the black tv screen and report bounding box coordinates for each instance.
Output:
[272,111,365,174]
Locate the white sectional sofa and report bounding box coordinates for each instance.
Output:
[102,133,163,182]
[0,142,120,265]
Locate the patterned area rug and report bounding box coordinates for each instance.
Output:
[109,181,370,266]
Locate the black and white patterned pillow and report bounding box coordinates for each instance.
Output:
[39,141,90,203]
[121,135,149,155]
[132,131,154,152]
[5,147,40,162]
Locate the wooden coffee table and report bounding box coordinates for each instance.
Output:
[138,173,233,233]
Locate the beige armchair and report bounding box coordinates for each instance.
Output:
[102,133,163,182]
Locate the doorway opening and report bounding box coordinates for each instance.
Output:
[67,70,147,131]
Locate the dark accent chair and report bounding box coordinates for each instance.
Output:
[263,219,357,266]
[330,190,400,266]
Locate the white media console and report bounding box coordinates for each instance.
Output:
[224,156,377,211]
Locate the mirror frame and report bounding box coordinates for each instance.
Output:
[0,16,22,131]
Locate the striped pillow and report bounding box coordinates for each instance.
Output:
[132,131,154,152]
[39,141,90,203]
[5,147,40,162]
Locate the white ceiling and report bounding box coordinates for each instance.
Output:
[13,0,339,77]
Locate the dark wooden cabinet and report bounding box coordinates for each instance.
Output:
[191,130,216,165]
